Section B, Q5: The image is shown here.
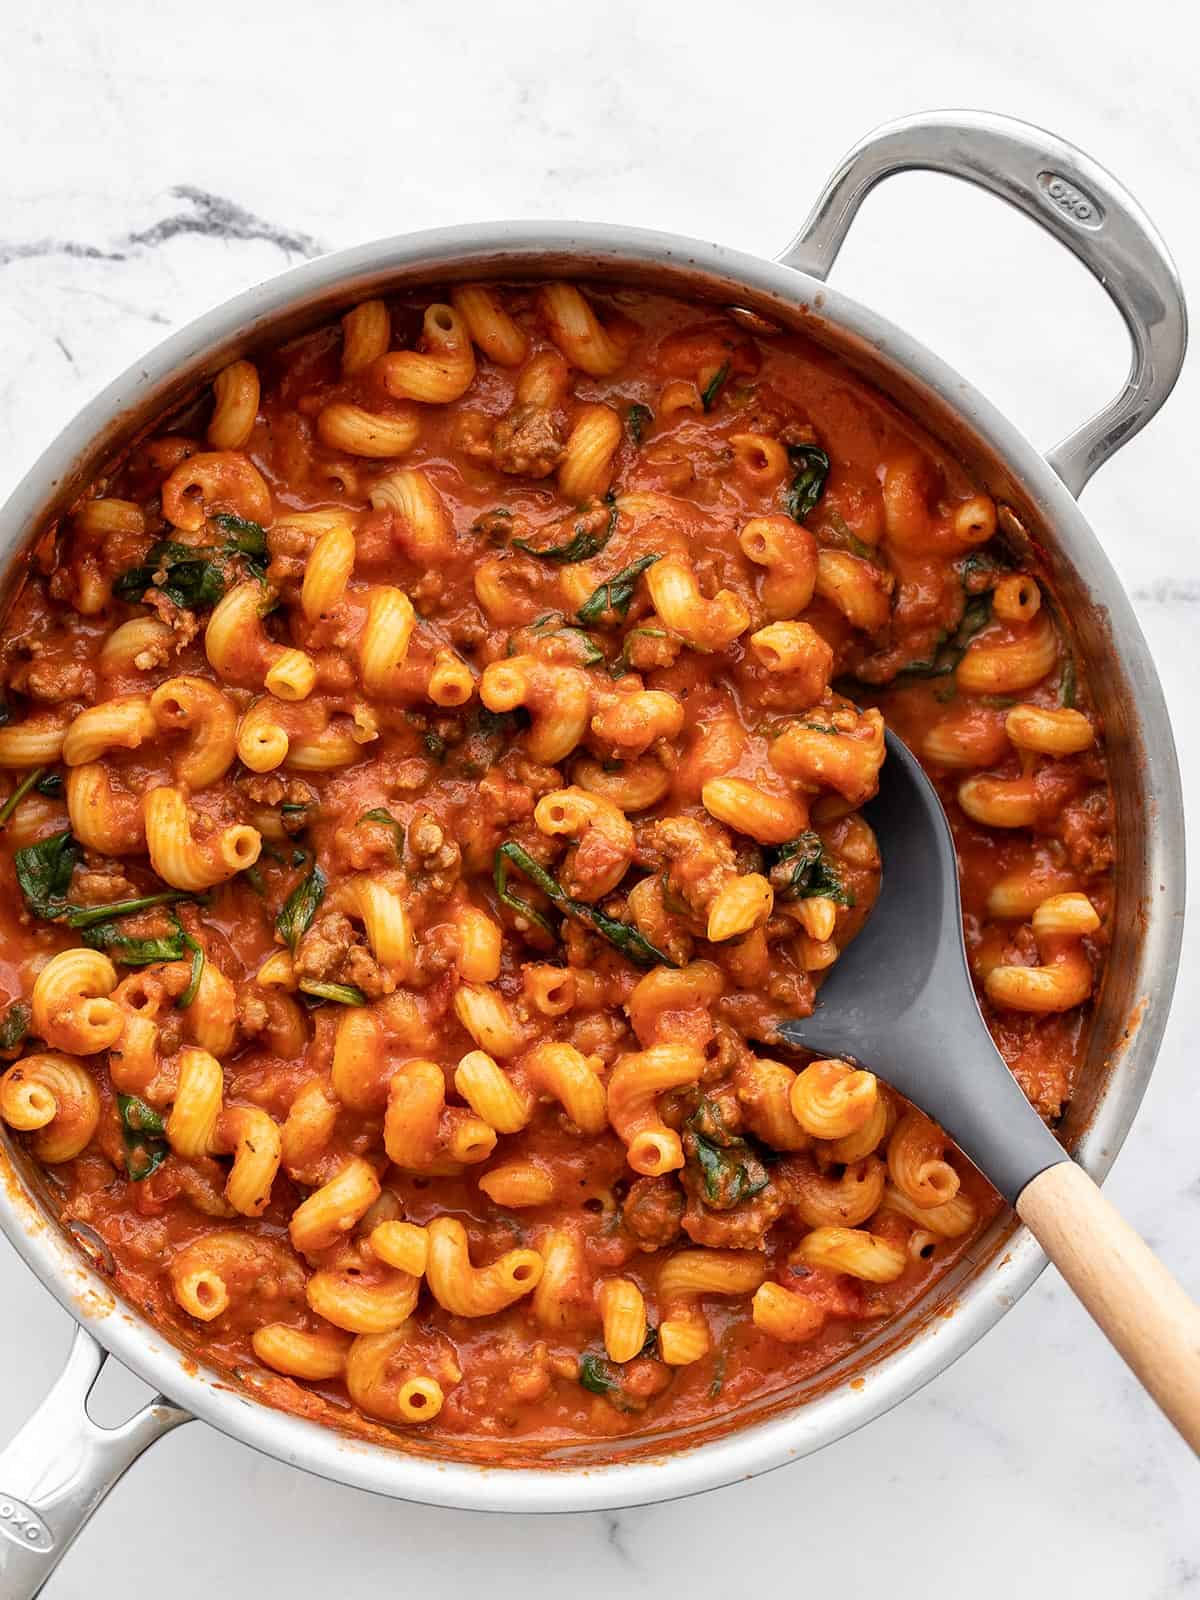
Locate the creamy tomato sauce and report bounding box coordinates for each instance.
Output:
[0,282,1111,1459]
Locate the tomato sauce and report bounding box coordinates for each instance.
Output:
[0,283,1111,1460]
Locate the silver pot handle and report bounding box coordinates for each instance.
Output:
[0,1327,191,1599]
[777,110,1188,497]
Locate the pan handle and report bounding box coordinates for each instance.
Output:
[776,110,1188,497]
[0,1327,191,1599]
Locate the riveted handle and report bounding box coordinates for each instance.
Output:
[777,109,1188,496]
[0,1327,191,1598]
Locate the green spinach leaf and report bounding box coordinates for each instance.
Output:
[493,844,557,940]
[767,830,853,906]
[689,1128,770,1208]
[277,865,326,953]
[893,593,993,681]
[608,625,669,678]
[627,402,653,444]
[558,628,605,666]
[817,510,878,562]
[578,1334,658,1410]
[585,904,673,968]
[0,768,46,830]
[512,498,618,564]
[298,979,367,1006]
[359,809,405,862]
[528,612,605,666]
[209,512,268,561]
[470,705,519,740]
[114,543,228,610]
[178,933,205,1007]
[0,1001,31,1053]
[14,831,82,918]
[782,444,830,524]
[115,514,268,611]
[65,890,191,931]
[700,360,730,411]
[959,547,1013,590]
[578,1353,620,1395]
[1059,658,1077,709]
[576,554,662,626]
[494,842,675,969]
[16,840,195,951]
[116,1093,169,1181]
[81,921,187,966]
[685,1099,770,1210]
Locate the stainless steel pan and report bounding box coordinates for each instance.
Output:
[0,110,1186,1598]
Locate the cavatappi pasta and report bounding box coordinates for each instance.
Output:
[0,282,1112,1454]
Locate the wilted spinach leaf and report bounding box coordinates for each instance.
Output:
[494,842,675,969]
[893,593,993,682]
[527,612,605,666]
[700,361,730,411]
[81,920,187,966]
[782,444,830,524]
[0,768,46,830]
[277,865,326,953]
[14,831,82,918]
[513,498,618,563]
[178,933,205,1007]
[608,625,668,678]
[65,890,190,930]
[114,543,227,610]
[359,809,405,862]
[816,510,877,563]
[1059,658,1077,709]
[579,1352,620,1394]
[298,979,367,1007]
[627,402,653,444]
[576,553,662,626]
[959,546,1013,590]
[492,844,558,941]
[116,1093,168,1181]
[209,512,268,562]
[685,1099,770,1210]
[586,903,674,968]
[0,1001,31,1053]
[16,837,195,954]
[115,514,268,611]
[767,831,853,906]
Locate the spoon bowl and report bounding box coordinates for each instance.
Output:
[778,729,1200,1450]
[777,728,1065,1203]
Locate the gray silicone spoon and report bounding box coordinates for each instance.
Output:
[776,730,1200,1450]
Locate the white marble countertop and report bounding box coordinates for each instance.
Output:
[1,0,1196,1592]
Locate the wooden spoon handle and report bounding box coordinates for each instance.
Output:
[1017,1161,1200,1453]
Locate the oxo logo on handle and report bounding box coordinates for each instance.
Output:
[1036,170,1105,229]
[0,1495,54,1553]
